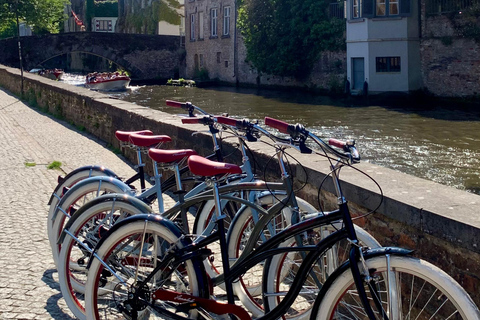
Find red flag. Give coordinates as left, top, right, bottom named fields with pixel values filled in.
left=71, top=10, right=83, bottom=26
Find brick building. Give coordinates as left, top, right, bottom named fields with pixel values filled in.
left=184, top=0, right=237, bottom=81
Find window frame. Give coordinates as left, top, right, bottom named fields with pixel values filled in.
left=375, top=56, right=401, bottom=73
left=190, top=14, right=195, bottom=41
left=211, top=8, right=218, bottom=37
left=199, top=12, right=204, bottom=39
left=223, top=6, right=230, bottom=36
left=352, top=0, right=362, bottom=18
left=375, top=0, right=399, bottom=16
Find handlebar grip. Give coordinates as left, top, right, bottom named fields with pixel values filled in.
left=166, top=100, right=185, bottom=108
left=216, top=116, right=238, bottom=127
left=328, top=138, right=346, bottom=149
left=264, top=117, right=290, bottom=134
left=181, top=118, right=200, bottom=124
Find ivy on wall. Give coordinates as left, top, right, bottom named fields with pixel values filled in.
left=238, top=0, right=345, bottom=79
left=95, top=0, right=119, bottom=17
left=124, top=0, right=181, bottom=34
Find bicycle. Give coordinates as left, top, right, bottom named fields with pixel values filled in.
left=83, top=117, right=480, bottom=320
left=48, top=100, right=231, bottom=264
left=56, top=113, right=323, bottom=319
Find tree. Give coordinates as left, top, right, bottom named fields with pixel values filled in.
left=0, top=0, right=70, bottom=39
left=238, top=0, right=345, bottom=79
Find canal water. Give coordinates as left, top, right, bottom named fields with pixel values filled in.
left=61, top=75, right=480, bottom=194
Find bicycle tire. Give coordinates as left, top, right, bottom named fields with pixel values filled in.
left=311, top=255, right=480, bottom=320
left=49, top=178, right=132, bottom=265
left=84, top=218, right=209, bottom=320
left=224, top=195, right=318, bottom=317
left=57, top=196, right=153, bottom=320
left=263, top=223, right=381, bottom=320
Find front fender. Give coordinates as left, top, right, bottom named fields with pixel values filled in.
left=52, top=176, right=132, bottom=221
left=86, top=214, right=186, bottom=269
left=48, top=165, right=118, bottom=205
left=58, top=194, right=153, bottom=244
left=315, top=247, right=413, bottom=305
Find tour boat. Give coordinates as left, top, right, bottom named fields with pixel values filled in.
left=30, top=68, right=64, bottom=80
left=85, top=72, right=131, bottom=91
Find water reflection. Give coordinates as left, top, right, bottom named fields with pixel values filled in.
left=114, top=85, right=480, bottom=194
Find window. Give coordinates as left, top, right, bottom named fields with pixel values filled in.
left=363, top=0, right=408, bottom=17
left=352, top=0, right=361, bottom=18
left=376, top=57, right=401, bottom=72
left=95, top=20, right=112, bottom=32
left=190, top=14, right=195, bottom=41
left=225, top=60, right=229, bottom=68
left=217, top=52, right=221, bottom=63
left=223, top=6, right=230, bottom=35
left=211, top=8, right=218, bottom=37
left=376, top=0, right=398, bottom=16
left=200, top=54, right=204, bottom=67
left=199, top=12, right=204, bottom=39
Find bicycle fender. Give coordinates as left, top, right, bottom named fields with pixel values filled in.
left=86, top=213, right=186, bottom=270
left=58, top=194, right=153, bottom=244
left=48, top=165, right=118, bottom=205
left=51, top=176, right=133, bottom=221
left=314, top=247, right=413, bottom=308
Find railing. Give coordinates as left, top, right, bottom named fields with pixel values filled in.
left=426, top=0, right=480, bottom=14
left=330, top=1, right=346, bottom=19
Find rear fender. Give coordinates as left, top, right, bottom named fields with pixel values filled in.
left=86, top=214, right=186, bottom=269
left=58, top=194, right=152, bottom=244
left=51, top=176, right=132, bottom=221
left=48, top=165, right=118, bottom=205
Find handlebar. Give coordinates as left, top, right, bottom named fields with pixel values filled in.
left=165, top=100, right=209, bottom=117
left=264, top=116, right=360, bottom=163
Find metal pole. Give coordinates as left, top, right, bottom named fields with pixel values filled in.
left=15, top=0, right=24, bottom=95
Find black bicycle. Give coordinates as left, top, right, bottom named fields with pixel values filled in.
left=83, top=117, right=480, bottom=320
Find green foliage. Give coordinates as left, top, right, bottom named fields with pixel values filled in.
left=125, top=0, right=181, bottom=34
left=238, top=0, right=345, bottom=79
left=47, top=160, right=62, bottom=170
left=194, top=68, right=210, bottom=81
left=447, top=5, right=480, bottom=43
left=0, top=0, right=70, bottom=38
left=95, top=0, right=118, bottom=17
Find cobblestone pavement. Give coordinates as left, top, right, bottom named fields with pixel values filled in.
left=0, top=88, right=174, bottom=319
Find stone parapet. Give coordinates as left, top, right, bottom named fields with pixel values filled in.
left=0, top=64, right=479, bottom=304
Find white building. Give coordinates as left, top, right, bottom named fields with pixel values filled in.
left=92, top=17, right=118, bottom=32
left=346, top=0, right=422, bottom=94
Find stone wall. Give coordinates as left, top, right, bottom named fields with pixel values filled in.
left=0, top=64, right=479, bottom=305
left=420, top=10, right=480, bottom=97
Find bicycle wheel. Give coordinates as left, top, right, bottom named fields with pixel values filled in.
left=225, top=195, right=318, bottom=317
left=263, top=224, right=380, bottom=320
left=312, top=255, right=480, bottom=320
left=57, top=196, right=153, bottom=319
left=47, top=168, right=116, bottom=248
left=49, top=177, right=131, bottom=265
left=84, top=218, right=209, bottom=320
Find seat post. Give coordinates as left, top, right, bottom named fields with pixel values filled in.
left=152, top=160, right=164, bottom=214
left=136, top=146, right=146, bottom=190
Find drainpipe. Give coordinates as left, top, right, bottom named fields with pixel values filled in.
left=233, top=0, right=238, bottom=86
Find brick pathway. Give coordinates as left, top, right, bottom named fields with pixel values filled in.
left=0, top=88, right=171, bottom=319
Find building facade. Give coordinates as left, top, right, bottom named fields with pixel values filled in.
left=345, top=0, right=422, bottom=94
left=184, top=0, right=237, bottom=81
